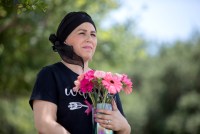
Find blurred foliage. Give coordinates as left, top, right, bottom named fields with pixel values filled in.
left=0, top=0, right=200, bottom=134
left=123, top=35, right=200, bottom=134
left=0, top=97, right=36, bottom=134
left=91, top=21, right=147, bottom=73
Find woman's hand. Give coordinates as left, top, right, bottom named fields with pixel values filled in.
left=94, top=100, right=131, bottom=134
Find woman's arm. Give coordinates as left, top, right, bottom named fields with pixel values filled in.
left=115, top=115, right=131, bottom=134
left=33, top=100, right=70, bottom=134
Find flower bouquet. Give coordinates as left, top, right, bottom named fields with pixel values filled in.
left=73, top=70, right=133, bottom=134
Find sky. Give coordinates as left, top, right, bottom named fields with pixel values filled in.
left=103, top=0, right=200, bottom=43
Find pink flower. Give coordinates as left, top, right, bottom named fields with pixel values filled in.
left=123, top=86, right=132, bottom=94
left=73, top=73, right=84, bottom=92
left=78, top=73, right=84, bottom=81
left=84, top=70, right=95, bottom=81
left=94, top=70, right=106, bottom=78
left=121, top=74, right=133, bottom=94
left=80, top=77, right=93, bottom=93
left=102, top=72, right=122, bottom=94
left=72, top=70, right=133, bottom=111
left=73, top=80, right=80, bottom=92
left=114, top=73, right=123, bottom=80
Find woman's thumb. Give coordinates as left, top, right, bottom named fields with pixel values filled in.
left=112, top=99, right=118, bottom=111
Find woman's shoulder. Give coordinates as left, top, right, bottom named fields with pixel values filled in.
left=40, top=62, right=62, bottom=71
left=37, top=62, right=62, bottom=76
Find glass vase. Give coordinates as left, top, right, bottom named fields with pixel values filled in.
left=93, top=103, right=113, bottom=134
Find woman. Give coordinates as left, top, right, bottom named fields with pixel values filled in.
left=29, top=11, right=131, bottom=134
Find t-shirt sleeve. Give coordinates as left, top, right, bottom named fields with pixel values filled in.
left=115, top=93, right=125, bottom=116
left=29, top=67, right=58, bottom=109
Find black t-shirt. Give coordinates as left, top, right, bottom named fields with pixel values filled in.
left=29, top=62, right=124, bottom=134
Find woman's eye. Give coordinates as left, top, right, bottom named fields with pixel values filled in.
left=91, top=34, right=96, bottom=37
left=79, top=32, right=85, bottom=35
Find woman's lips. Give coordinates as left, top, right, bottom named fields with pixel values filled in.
left=83, top=46, right=93, bottom=50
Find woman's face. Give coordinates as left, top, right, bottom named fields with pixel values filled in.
left=65, top=22, right=97, bottom=62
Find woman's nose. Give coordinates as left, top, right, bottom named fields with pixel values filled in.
left=86, top=34, right=92, bottom=42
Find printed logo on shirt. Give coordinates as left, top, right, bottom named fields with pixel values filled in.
left=65, top=88, right=92, bottom=115
left=65, top=88, right=88, bottom=99
left=68, top=102, right=88, bottom=110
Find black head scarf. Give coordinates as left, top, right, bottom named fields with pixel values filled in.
left=49, top=11, right=96, bottom=69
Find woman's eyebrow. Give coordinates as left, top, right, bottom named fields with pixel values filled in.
left=77, top=29, right=87, bottom=32
left=77, top=29, right=96, bottom=33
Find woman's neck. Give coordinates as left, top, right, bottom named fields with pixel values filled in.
left=61, top=60, right=90, bottom=75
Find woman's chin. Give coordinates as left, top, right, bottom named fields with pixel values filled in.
left=83, top=56, right=93, bottom=62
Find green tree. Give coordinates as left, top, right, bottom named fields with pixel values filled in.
left=129, top=34, right=200, bottom=134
